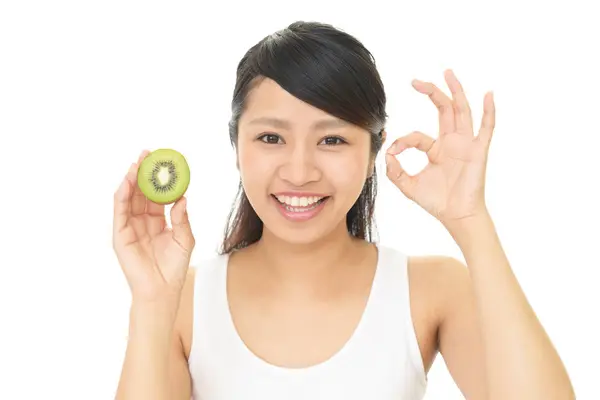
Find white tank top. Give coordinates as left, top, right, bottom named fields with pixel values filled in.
left=187, top=245, right=427, bottom=399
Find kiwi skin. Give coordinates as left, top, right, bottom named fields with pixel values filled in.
left=137, top=149, right=190, bottom=205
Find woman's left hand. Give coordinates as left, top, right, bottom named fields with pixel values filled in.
left=385, top=69, right=496, bottom=228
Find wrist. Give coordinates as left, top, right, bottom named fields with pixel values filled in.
left=129, top=296, right=181, bottom=334
left=443, top=210, right=495, bottom=246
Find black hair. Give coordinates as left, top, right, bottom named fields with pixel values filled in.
left=220, top=21, right=387, bottom=254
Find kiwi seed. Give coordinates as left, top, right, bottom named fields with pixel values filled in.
left=137, top=148, right=190, bottom=205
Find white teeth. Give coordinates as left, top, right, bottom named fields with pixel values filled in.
left=275, top=195, right=324, bottom=207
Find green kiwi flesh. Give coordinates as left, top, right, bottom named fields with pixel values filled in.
left=137, top=149, right=190, bottom=205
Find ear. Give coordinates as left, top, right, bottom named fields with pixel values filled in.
left=367, top=129, right=387, bottom=178
left=367, top=159, right=375, bottom=178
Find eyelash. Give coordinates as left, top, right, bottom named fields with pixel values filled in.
left=321, top=136, right=347, bottom=146
left=257, top=133, right=348, bottom=146
left=258, top=133, right=283, bottom=144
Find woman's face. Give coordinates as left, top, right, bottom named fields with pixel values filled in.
left=236, top=78, right=374, bottom=245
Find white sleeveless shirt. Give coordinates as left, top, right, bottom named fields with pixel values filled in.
left=187, top=245, right=427, bottom=399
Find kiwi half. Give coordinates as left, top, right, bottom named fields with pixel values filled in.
left=137, top=148, right=190, bottom=205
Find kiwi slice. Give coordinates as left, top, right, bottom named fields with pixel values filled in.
left=137, top=148, right=190, bottom=205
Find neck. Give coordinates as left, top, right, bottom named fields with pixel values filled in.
left=252, top=223, right=364, bottom=289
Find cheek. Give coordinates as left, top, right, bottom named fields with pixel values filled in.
left=237, top=145, right=274, bottom=190
left=321, top=151, right=370, bottom=191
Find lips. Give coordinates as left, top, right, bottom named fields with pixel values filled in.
left=270, top=194, right=330, bottom=222
left=273, top=194, right=328, bottom=208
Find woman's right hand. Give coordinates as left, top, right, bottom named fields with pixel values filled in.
left=112, top=150, right=196, bottom=303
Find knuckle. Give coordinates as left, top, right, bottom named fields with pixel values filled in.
left=454, top=101, right=470, bottom=113
left=437, top=102, right=452, bottom=112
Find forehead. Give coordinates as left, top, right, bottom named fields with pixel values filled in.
left=240, top=78, right=348, bottom=129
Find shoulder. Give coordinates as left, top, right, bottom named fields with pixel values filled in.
left=408, top=254, right=469, bottom=289
left=407, top=254, right=470, bottom=299
left=406, top=253, right=472, bottom=325
left=380, top=247, right=470, bottom=372
left=381, top=244, right=469, bottom=298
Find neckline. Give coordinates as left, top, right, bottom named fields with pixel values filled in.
left=219, top=243, right=384, bottom=376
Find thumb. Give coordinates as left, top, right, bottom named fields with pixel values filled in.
left=385, top=152, right=416, bottom=200
left=171, top=196, right=195, bottom=254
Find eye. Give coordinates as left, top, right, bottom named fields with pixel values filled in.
left=258, top=133, right=283, bottom=144
left=320, top=136, right=347, bottom=146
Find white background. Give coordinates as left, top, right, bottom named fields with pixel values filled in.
left=1, top=1, right=599, bottom=399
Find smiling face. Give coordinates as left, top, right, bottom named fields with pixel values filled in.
left=236, top=78, right=375, bottom=245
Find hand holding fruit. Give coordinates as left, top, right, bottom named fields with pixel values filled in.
left=112, top=149, right=194, bottom=303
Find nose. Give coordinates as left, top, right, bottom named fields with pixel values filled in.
left=278, top=145, right=321, bottom=187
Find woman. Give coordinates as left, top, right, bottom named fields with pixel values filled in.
left=113, top=21, right=575, bottom=399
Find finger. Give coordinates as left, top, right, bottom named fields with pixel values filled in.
left=125, top=161, right=150, bottom=242
left=387, top=131, right=436, bottom=158
left=131, top=150, right=151, bottom=215
left=171, top=196, right=195, bottom=254
left=385, top=152, right=417, bottom=199
left=145, top=192, right=166, bottom=236
left=384, top=131, right=434, bottom=199
left=444, top=69, right=473, bottom=135
left=412, top=79, right=455, bottom=135
left=146, top=199, right=165, bottom=217
left=113, top=174, right=133, bottom=236
left=125, top=162, right=144, bottom=216
left=477, top=91, right=496, bottom=144
left=146, top=213, right=167, bottom=238
left=138, top=149, right=166, bottom=237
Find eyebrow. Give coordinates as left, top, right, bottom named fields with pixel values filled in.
left=247, top=117, right=349, bottom=130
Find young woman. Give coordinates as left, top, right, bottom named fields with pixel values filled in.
left=113, top=21, right=575, bottom=399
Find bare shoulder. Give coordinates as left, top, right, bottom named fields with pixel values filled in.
left=408, top=254, right=469, bottom=292
left=407, top=254, right=472, bottom=322
left=405, top=254, right=471, bottom=372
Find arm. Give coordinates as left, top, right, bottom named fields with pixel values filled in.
left=112, top=150, right=196, bottom=399
left=115, top=297, right=191, bottom=400
left=386, top=69, right=575, bottom=398
left=440, top=213, right=575, bottom=399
